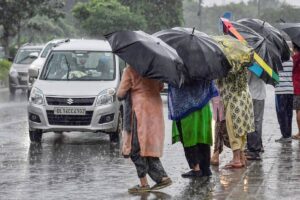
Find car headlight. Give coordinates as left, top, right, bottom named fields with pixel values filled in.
left=9, top=67, right=18, bottom=77
left=96, top=88, right=116, bottom=106
left=29, top=87, right=44, bottom=105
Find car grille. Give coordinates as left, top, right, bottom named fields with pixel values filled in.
left=18, top=72, right=28, bottom=86
left=46, top=97, right=95, bottom=106
left=47, top=111, right=93, bottom=126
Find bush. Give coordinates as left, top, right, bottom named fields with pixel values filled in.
left=0, top=59, right=12, bottom=87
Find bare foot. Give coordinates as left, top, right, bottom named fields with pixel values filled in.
left=211, top=152, right=219, bottom=165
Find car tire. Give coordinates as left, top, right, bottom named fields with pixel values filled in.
left=109, top=110, right=123, bottom=143
left=29, top=129, right=43, bottom=143
left=9, top=85, right=16, bottom=95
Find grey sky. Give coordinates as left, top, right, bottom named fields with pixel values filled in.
left=202, top=0, right=300, bottom=7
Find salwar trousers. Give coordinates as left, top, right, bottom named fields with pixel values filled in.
left=213, top=120, right=230, bottom=154
left=130, top=114, right=167, bottom=183
left=226, top=108, right=246, bottom=151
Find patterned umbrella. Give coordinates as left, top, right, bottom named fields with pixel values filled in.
left=221, top=18, right=280, bottom=86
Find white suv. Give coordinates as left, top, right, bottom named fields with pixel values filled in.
left=28, top=39, right=126, bottom=143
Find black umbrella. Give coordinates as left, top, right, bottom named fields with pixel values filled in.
left=153, top=27, right=231, bottom=80
left=238, top=18, right=290, bottom=62
left=280, top=23, right=300, bottom=48
left=104, top=30, right=185, bottom=87
left=223, top=21, right=282, bottom=86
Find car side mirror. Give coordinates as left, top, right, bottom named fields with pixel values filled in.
left=7, top=56, right=14, bottom=62
left=28, top=67, right=39, bottom=79
left=29, top=52, right=39, bottom=59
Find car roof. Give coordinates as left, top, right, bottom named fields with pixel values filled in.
left=52, top=39, right=112, bottom=52
left=20, top=43, right=44, bottom=50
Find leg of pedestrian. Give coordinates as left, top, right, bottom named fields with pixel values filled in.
left=275, top=94, right=292, bottom=143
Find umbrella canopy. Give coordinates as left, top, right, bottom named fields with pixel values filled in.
left=221, top=18, right=281, bottom=85
left=104, top=30, right=185, bottom=87
left=153, top=27, right=231, bottom=81
left=213, top=35, right=254, bottom=72
left=280, top=23, right=300, bottom=48
left=238, top=18, right=290, bottom=62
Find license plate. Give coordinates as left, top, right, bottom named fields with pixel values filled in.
left=54, top=107, right=86, bottom=115
left=21, top=76, right=28, bottom=81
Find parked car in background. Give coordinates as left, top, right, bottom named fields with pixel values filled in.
left=0, top=46, right=5, bottom=60
left=9, top=43, right=44, bottom=95
left=28, top=39, right=126, bottom=143
left=28, top=39, right=69, bottom=96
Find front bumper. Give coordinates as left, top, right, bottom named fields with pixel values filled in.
left=28, top=100, right=120, bottom=133
left=9, top=73, right=28, bottom=89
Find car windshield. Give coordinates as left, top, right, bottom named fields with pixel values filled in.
left=40, top=51, right=115, bottom=81
left=40, top=43, right=56, bottom=58
left=14, top=48, right=42, bottom=64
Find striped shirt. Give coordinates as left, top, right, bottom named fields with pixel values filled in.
left=275, top=60, right=293, bottom=94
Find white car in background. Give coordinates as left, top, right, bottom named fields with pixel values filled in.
left=28, top=39, right=126, bottom=143
left=9, top=43, right=43, bottom=95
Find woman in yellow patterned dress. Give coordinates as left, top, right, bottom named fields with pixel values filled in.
left=214, top=36, right=255, bottom=168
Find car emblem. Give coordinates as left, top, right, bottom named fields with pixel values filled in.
left=67, top=98, right=74, bottom=105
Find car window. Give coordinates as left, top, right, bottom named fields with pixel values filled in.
left=41, top=43, right=56, bottom=58
left=40, top=51, right=115, bottom=81
left=14, top=48, right=42, bottom=64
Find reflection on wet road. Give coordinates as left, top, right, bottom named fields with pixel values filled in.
left=1, top=87, right=300, bottom=199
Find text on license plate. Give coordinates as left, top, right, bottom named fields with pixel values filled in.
left=21, top=76, right=28, bottom=81
left=54, top=107, right=86, bottom=115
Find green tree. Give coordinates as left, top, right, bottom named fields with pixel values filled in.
left=183, top=0, right=300, bottom=35
left=0, top=0, right=64, bottom=57
left=121, top=0, right=184, bottom=33
left=72, top=0, right=147, bottom=37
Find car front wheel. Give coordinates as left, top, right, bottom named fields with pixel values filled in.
left=9, top=85, right=16, bottom=95
left=29, top=129, right=43, bottom=143
left=109, top=110, right=123, bottom=143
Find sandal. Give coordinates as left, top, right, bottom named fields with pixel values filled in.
left=292, top=134, right=300, bottom=140
left=128, top=184, right=151, bottom=194
left=151, top=177, right=172, bottom=190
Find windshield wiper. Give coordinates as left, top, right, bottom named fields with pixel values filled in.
left=63, top=55, right=71, bottom=80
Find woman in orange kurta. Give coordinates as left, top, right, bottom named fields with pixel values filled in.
left=117, top=66, right=171, bottom=193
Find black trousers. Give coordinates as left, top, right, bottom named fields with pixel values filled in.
left=184, top=144, right=211, bottom=175
left=176, top=121, right=211, bottom=175
left=247, top=99, right=264, bottom=153
left=275, top=94, right=293, bottom=138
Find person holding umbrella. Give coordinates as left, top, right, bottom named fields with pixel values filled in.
left=214, top=36, right=255, bottom=168
left=292, top=42, right=300, bottom=140
left=169, top=80, right=218, bottom=177
left=154, top=28, right=229, bottom=176
left=280, top=23, right=300, bottom=140
left=105, top=31, right=185, bottom=193
left=117, top=65, right=172, bottom=193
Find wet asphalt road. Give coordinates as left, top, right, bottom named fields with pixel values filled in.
left=0, top=87, right=300, bottom=200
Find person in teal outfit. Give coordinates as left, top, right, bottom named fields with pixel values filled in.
left=168, top=80, right=218, bottom=177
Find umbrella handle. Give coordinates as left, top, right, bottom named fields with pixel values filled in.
left=192, top=27, right=195, bottom=35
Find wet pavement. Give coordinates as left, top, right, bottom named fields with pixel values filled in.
left=0, top=86, right=299, bottom=200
